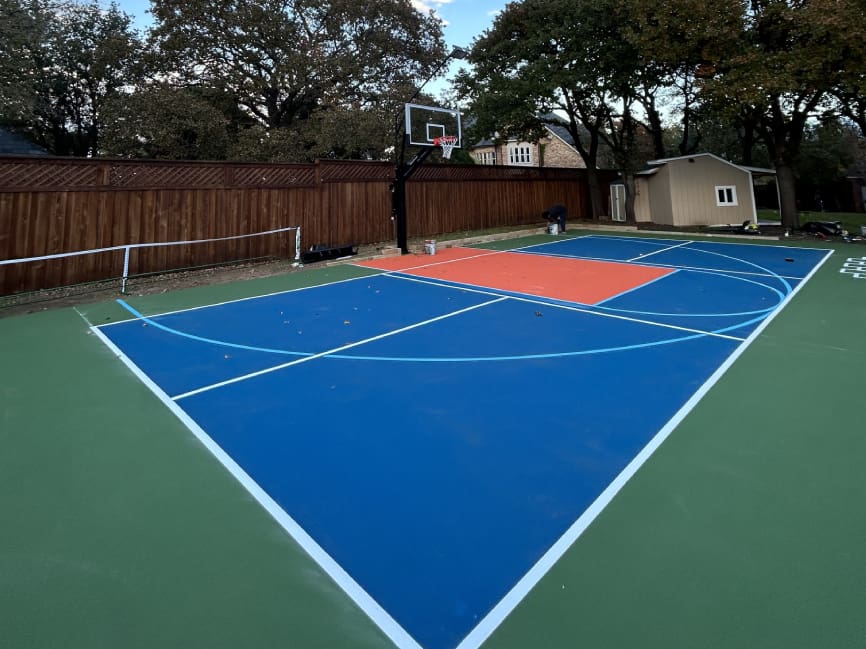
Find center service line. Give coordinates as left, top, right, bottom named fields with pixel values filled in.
left=171, top=296, right=508, bottom=401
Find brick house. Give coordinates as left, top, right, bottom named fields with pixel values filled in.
left=468, top=121, right=586, bottom=169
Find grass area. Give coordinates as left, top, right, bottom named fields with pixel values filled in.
left=758, top=208, right=866, bottom=234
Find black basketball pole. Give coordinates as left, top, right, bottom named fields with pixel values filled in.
left=393, top=145, right=434, bottom=254
left=392, top=46, right=469, bottom=254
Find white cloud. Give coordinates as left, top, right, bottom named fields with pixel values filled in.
left=411, top=0, right=454, bottom=11
left=411, top=0, right=452, bottom=27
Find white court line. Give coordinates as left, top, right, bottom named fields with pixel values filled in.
left=388, top=273, right=746, bottom=342
left=455, top=247, right=835, bottom=649
left=513, top=246, right=808, bottom=281
left=97, top=271, right=383, bottom=325
left=512, top=234, right=595, bottom=251
left=515, top=295, right=746, bottom=342
left=594, top=269, right=680, bottom=307
left=171, top=296, right=509, bottom=400
left=358, top=248, right=504, bottom=275
left=582, top=233, right=691, bottom=245
left=522, top=250, right=809, bottom=281
left=87, top=325, right=425, bottom=649
left=86, top=245, right=834, bottom=649
left=587, top=232, right=831, bottom=252
left=628, top=240, right=693, bottom=262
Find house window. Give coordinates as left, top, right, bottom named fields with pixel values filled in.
left=475, top=151, right=496, bottom=165
left=508, top=145, right=533, bottom=165
left=716, top=185, right=738, bottom=206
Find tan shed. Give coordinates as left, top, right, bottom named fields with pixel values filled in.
left=631, top=153, right=775, bottom=227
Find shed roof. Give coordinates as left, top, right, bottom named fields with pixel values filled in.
left=647, top=152, right=774, bottom=175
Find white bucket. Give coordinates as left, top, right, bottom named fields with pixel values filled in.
left=424, top=239, right=437, bottom=255
left=548, top=222, right=559, bottom=235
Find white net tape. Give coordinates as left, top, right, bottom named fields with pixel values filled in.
left=0, top=225, right=302, bottom=295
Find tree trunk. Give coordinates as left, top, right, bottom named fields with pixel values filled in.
left=624, top=172, right=637, bottom=223
left=643, top=97, right=665, bottom=159
left=563, top=110, right=604, bottom=219
left=775, top=162, right=799, bottom=230
left=585, top=165, right=605, bottom=219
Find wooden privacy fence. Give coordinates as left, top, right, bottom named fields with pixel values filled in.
left=0, top=156, right=612, bottom=295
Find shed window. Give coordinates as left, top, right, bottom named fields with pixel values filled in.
left=716, top=185, right=738, bottom=206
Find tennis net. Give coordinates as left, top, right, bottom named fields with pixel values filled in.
left=0, top=226, right=302, bottom=300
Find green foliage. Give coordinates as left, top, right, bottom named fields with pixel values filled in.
left=100, top=85, right=236, bottom=159
left=620, top=0, right=744, bottom=157
left=827, top=0, right=866, bottom=137
left=447, top=148, right=476, bottom=165
left=798, top=120, right=863, bottom=186
left=2, top=0, right=864, bottom=188
left=224, top=106, right=395, bottom=162
left=1, top=0, right=447, bottom=162
left=696, top=0, right=866, bottom=226
left=459, top=0, right=652, bottom=217
left=462, top=0, right=636, bottom=144
left=463, top=0, right=866, bottom=226
left=145, top=0, right=446, bottom=161
left=0, top=0, right=143, bottom=155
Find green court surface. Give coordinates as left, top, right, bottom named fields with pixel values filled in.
left=2, top=231, right=865, bottom=649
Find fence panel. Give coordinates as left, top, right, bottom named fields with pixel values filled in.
left=0, top=156, right=611, bottom=295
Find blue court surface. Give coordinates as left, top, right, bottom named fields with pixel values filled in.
left=94, top=235, right=830, bottom=649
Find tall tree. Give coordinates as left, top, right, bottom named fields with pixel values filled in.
left=627, top=0, right=866, bottom=228
left=828, top=0, right=866, bottom=138
left=100, top=84, right=238, bottom=159
left=621, top=0, right=744, bottom=159
left=796, top=118, right=864, bottom=209
left=459, top=0, right=662, bottom=220
left=146, top=0, right=446, bottom=161
left=0, top=0, right=49, bottom=136
left=709, top=0, right=842, bottom=227
left=0, top=0, right=143, bottom=155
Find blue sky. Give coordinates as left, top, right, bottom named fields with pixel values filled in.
left=116, top=0, right=506, bottom=99
left=421, top=0, right=507, bottom=97
left=117, top=0, right=505, bottom=50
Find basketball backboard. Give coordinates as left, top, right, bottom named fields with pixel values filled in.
left=405, top=103, right=462, bottom=149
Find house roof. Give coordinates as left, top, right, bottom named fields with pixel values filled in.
left=542, top=118, right=577, bottom=148
left=0, top=128, right=48, bottom=156
left=468, top=114, right=581, bottom=151
left=648, top=152, right=774, bottom=175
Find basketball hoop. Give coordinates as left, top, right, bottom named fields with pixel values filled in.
left=433, top=135, right=459, bottom=159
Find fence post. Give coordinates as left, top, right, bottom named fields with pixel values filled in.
left=121, top=246, right=131, bottom=294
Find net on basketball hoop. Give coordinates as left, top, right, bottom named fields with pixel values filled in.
left=433, top=135, right=459, bottom=159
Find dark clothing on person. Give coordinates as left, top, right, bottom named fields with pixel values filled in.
left=543, top=204, right=567, bottom=232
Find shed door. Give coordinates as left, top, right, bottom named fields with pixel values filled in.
left=610, top=184, right=626, bottom=222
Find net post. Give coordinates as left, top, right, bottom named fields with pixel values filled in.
left=294, top=227, right=302, bottom=265
left=121, top=245, right=131, bottom=294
